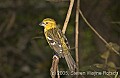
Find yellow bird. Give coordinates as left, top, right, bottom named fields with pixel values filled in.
left=39, top=18, right=76, bottom=71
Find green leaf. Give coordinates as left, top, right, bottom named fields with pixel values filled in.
left=107, top=61, right=116, bottom=71
left=106, top=42, right=120, bottom=52
left=94, top=64, right=105, bottom=69
left=101, top=51, right=110, bottom=60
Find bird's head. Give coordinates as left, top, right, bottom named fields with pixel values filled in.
left=39, top=18, right=56, bottom=31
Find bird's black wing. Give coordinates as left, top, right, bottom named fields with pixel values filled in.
left=45, top=28, right=64, bottom=58
left=57, top=28, right=70, bottom=49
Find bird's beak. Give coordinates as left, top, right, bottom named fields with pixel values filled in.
left=39, top=22, right=45, bottom=27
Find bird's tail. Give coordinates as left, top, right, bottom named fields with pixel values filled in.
left=64, top=52, right=77, bottom=72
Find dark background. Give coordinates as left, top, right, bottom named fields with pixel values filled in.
left=0, top=0, right=120, bottom=78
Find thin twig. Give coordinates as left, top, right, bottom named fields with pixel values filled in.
left=111, top=22, right=120, bottom=24
left=5, top=11, right=16, bottom=31
left=62, top=0, right=74, bottom=34
left=114, top=72, right=118, bottom=78
left=78, top=9, right=120, bottom=56
left=32, top=36, right=43, bottom=40
left=75, top=0, right=80, bottom=78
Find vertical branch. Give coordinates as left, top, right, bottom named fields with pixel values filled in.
left=75, top=0, right=80, bottom=78
left=50, top=55, right=60, bottom=78
left=57, top=66, right=60, bottom=78
left=62, top=0, right=74, bottom=34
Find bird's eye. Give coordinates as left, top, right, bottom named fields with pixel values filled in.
left=46, top=22, right=48, bottom=24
